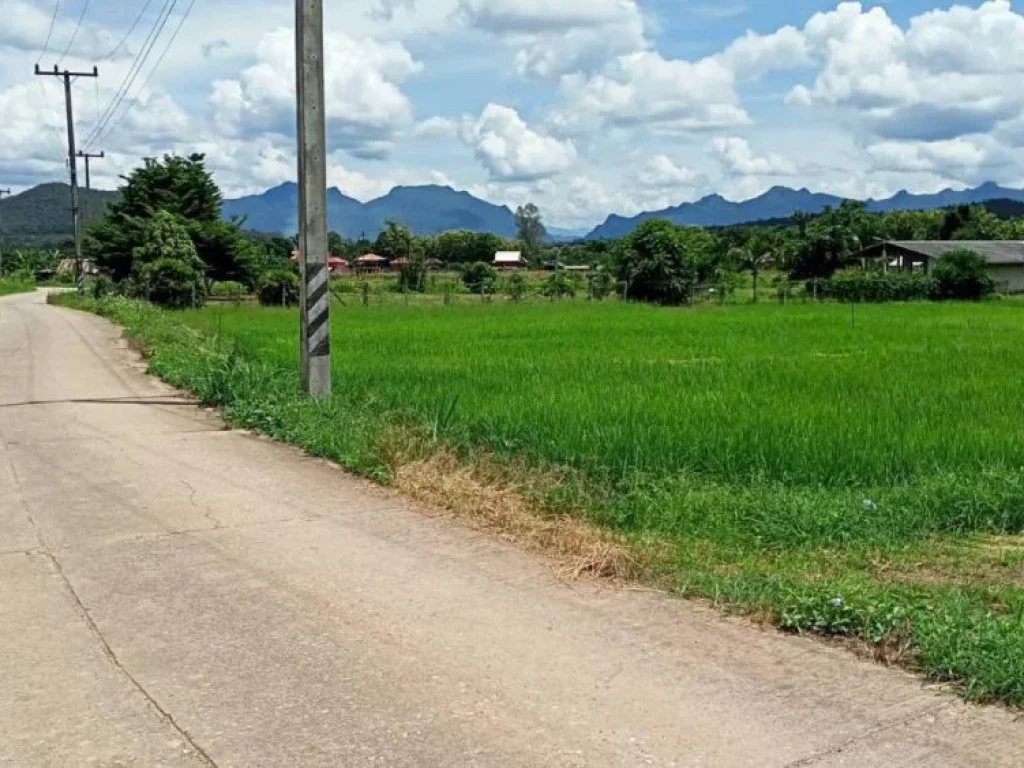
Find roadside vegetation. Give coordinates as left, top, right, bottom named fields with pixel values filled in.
left=59, top=292, right=1024, bottom=706
left=0, top=278, right=37, bottom=297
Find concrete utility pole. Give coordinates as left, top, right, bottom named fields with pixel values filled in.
left=0, top=188, right=10, bottom=278
left=76, top=150, right=104, bottom=224
left=35, top=64, right=99, bottom=283
left=295, top=0, right=331, bottom=396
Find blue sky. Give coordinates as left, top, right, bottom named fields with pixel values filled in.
left=3, top=0, right=1024, bottom=228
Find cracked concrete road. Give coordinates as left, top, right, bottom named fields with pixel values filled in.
left=2, top=289, right=1024, bottom=767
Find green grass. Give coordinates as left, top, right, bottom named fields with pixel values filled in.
left=0, top=279, right=36, bottom=297
left=63, top=294, right=1024, bottom=705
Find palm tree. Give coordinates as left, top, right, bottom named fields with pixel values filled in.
left=729, top=231, right=776, bottom=304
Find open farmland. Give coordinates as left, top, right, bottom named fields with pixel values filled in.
left=75, top=295, right=1024, bottom=704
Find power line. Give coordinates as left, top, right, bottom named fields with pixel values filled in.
left=58, top=0, right=92, bottom=63
left=101, top=0, right=156, bottom=60
left=36, top=0, right=61, bottom=65
left=81, top=0, right=177, bottom=149
left=90, top=0, right=198, bottom=149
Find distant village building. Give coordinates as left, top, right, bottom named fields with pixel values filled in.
left=854, top=240, right=1024, bottom=293
left=327, top=256, right=350, bottom=274
left=354, top=254, right=388, bottom=274
left=494, top=251, right=525, bottom=270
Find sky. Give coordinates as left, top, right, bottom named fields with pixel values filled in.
left=3, top=0, right=1024, bottom=229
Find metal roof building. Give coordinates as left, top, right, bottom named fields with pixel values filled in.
left=855, top=240, right=1024, bottom=293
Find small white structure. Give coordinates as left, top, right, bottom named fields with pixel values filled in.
left=494, top=251, right=525, bottom=270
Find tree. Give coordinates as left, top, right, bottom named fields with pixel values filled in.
left=932, top=250, right=996, bottom=300
left=617, top=219, right=717, bottom=305
left=131, top=211, right=206, bottom=308
left=374, top=219, right=413, bottom=261
left=515, top=203, right=546, bottom=263
left=86, top=153, right=254, bottom=284
left=728, top=230, right=776, bottom=304
left=462, top=262, right=498, bottom=295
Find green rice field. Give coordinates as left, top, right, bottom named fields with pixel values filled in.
left=69, top=295, right=1024, bottom=705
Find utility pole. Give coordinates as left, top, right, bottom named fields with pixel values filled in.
left=0, top=188, right=10, bottom=278
left=295, top=0, right=331, bottom=396
left=76, top=150, right=104, bottom=224
left=35, top=64, right=99, bottom=283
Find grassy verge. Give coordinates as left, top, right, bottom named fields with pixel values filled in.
left=0, top=279, right=36, bottom=297
left=57, top=294, right=1024, bottom=706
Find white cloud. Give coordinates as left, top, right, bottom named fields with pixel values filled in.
left=459, top=103, right=577, bottom=181
left=716, top=26, right=810, bottom=80
left=865, top=137, right=997, bottom=175
left=639, top=155, right=700, bottom=187
left=0, top=0, right=119, bottom=59
left=210, top=28, right=422, bottom=158
left=788, top=1, right=1024, bottom=142
left=551, top=52, right=750, bottom=134
left=712, top=137, right=799, bottom=176
left=457, top=0, right=647, bottom=80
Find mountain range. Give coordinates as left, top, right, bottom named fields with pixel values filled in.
left=587, top=182, right=1024, bottom=239
left=7, top=180, right=1024, bottom=243
left=221, top=182, right=519, bottom=239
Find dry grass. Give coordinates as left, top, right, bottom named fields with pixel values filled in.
left=395, top=451, right=645, bottom=581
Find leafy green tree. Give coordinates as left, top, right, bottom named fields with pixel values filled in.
left=727, top=230, right=776, bottom=304
left=131, top=211, right=206, bottom=308
left=515, top=203, right=546, bottom=264
left=462, top=262, right=498, bottom=294
left=258, top=269, right=300, bottom=307
left=932, top=250, right=996, bottom=300
left=374, top=219, right=413, bottom=261
left=86, top=153, right=253, bottom=284
left=399, top=253, right=427, bottom=293
left=617, top=219, right=717, bottom=305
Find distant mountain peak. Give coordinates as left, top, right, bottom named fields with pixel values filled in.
left=585, top=181, right=1024, bottom=239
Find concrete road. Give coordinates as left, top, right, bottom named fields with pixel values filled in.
left=1, top=289, right=1023, bottom=767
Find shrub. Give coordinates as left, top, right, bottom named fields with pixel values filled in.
left=932, top=250, right=996, bottom=301
left=138, top=258, right=206, bottom=309
left=210, top=280, right=246, bottom=299
left=398, top=257, right=427, bottom=293
left=588, top=270, right=614, bottom=300
left=462, top=262, right=498, bottom=295
left=505, top=271, right=529, bottom=302
left=85, top=274, right=116, bottom=300
left=257, top=269, right=299, bottom=307
left=826, top=270, right=937, bottom=303
left=542, top=270, right=577, bottom=299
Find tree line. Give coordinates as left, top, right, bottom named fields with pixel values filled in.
left=67, top=153, right=1019, bottom=308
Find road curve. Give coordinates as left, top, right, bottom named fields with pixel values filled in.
left=1, top=289, right=1022, bottom=767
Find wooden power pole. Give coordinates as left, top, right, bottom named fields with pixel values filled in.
left=0, top=188, right=10, bottom=277
left=295, top=0, right=331, bottom=396
left=35, top=64, right=99, bottom=283
left=76, top=150, right=105, bottom=224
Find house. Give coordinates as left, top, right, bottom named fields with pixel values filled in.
left=291, top=252, right=350, bottom=274
left=354, top=254, right=388, bottom=273
left=494, top=251, right=525, bottom=270
left=327, top=256, right=350, bottom=274
left=425, top=258, right=445, bottom=271
left=389, top=257, right=409, bottom=272
left=854, top=240, right=1024, bottom=293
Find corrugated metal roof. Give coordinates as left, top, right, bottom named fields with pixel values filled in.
left=881, top=241, right=1024, bottom=265
left=494, top=251, right=523, bottom=263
